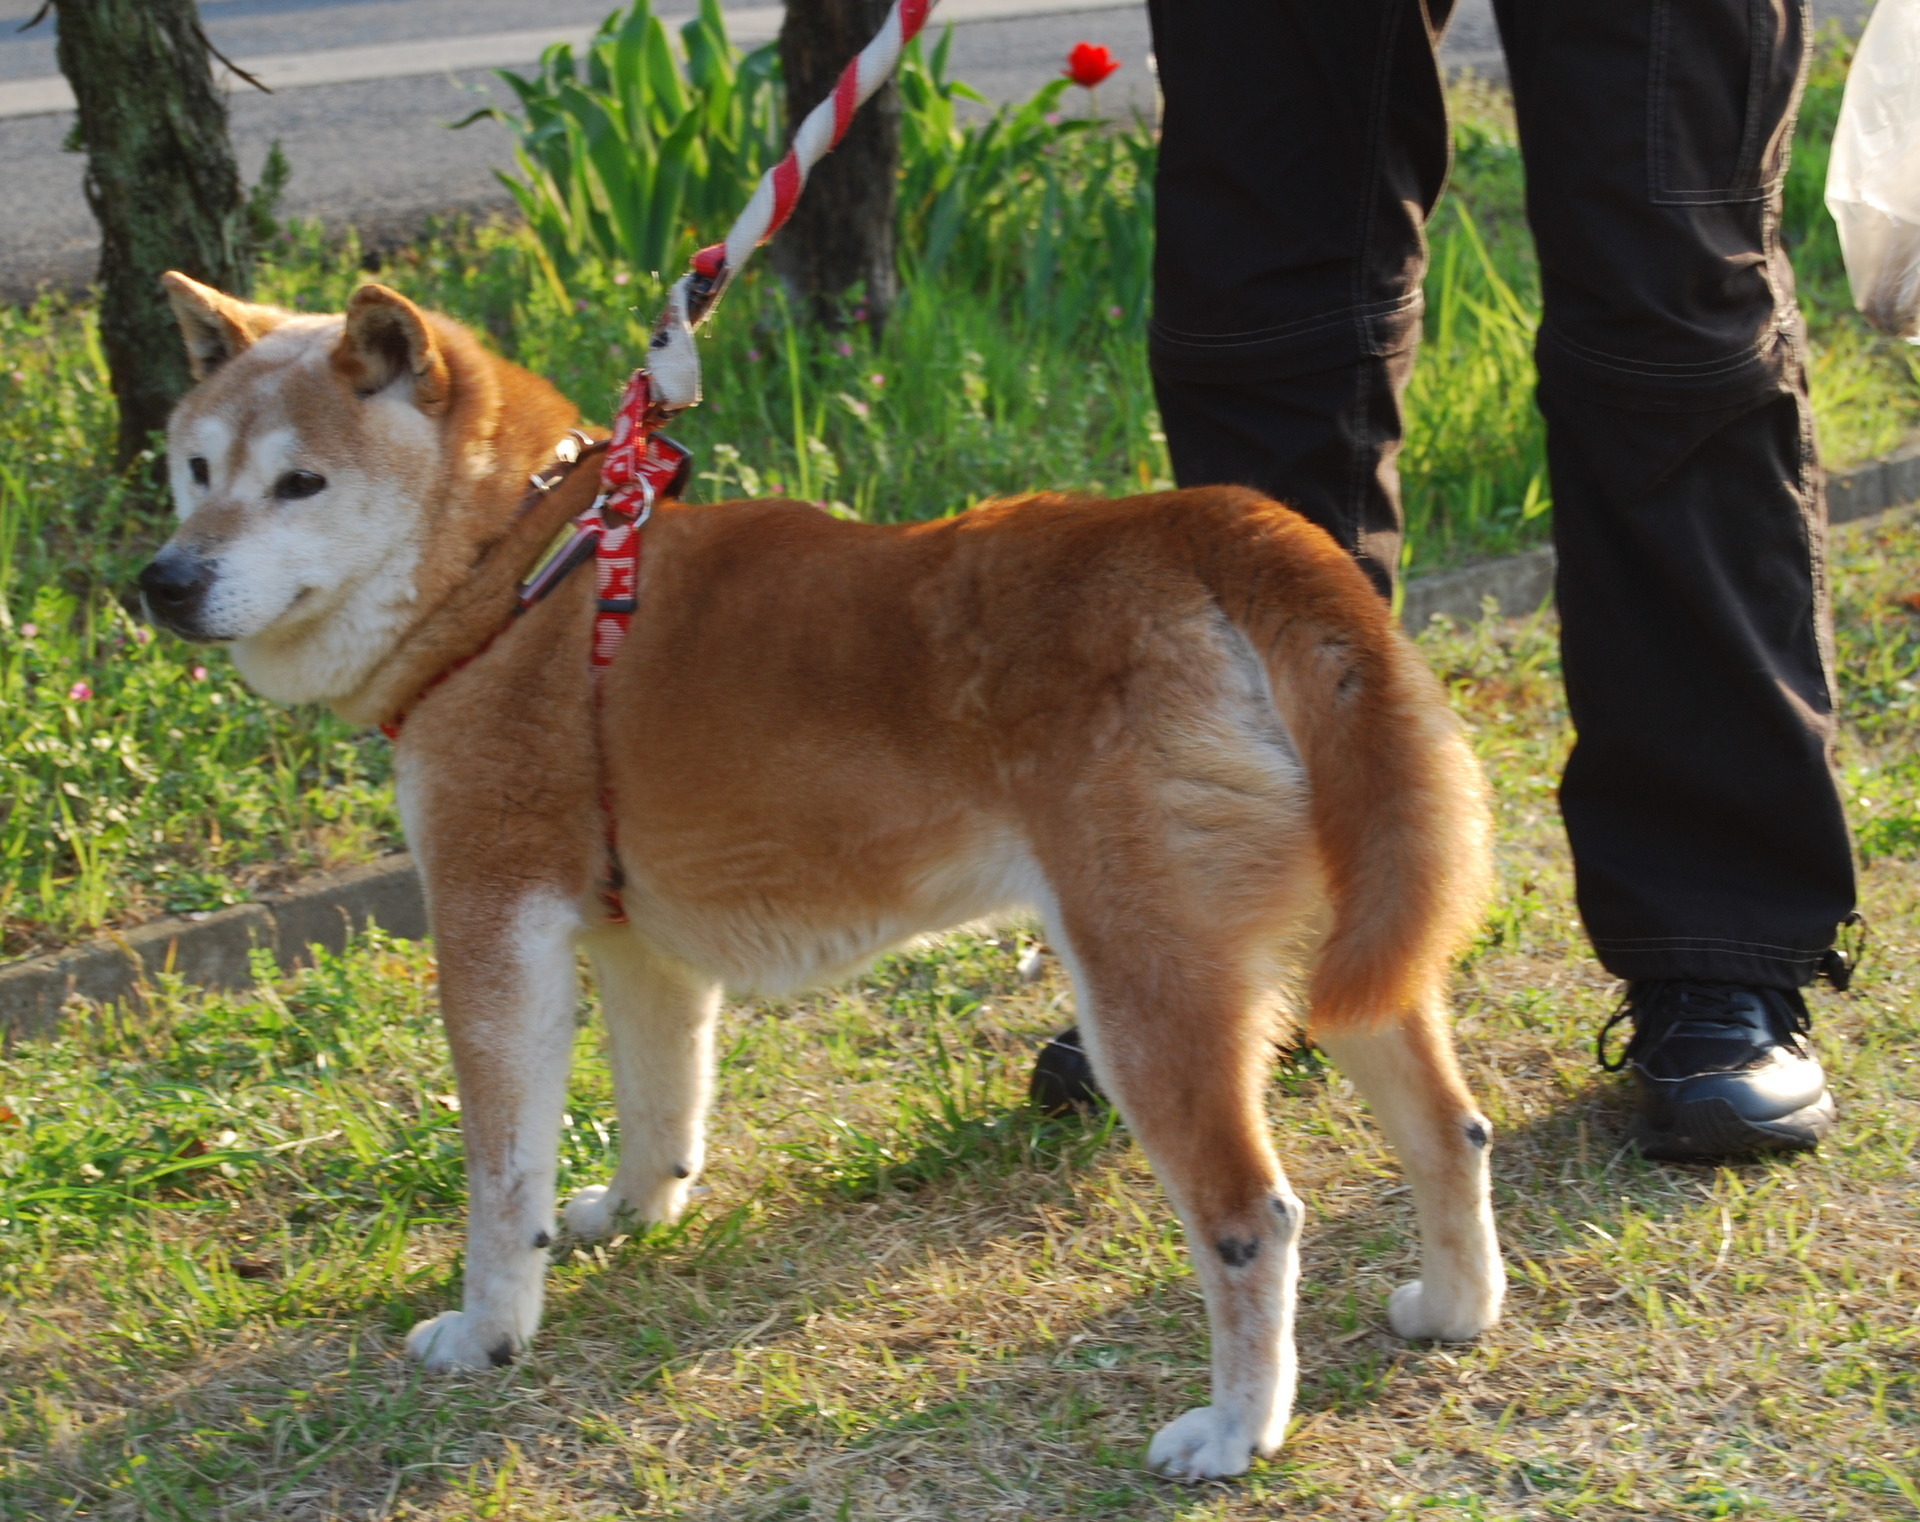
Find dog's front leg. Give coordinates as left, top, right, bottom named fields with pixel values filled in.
left=407, top=890, right=582, bottom=1371
left=565, top=927, right=722, bottom=1237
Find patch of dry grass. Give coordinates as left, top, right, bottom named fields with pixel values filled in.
left=5, top=516, right=1920, bottom=1520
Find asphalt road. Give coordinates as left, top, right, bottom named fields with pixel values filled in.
left=0, top=0, right=1874, bottom=299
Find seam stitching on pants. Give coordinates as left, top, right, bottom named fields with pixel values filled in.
left=1149, top=292, right=1421, bottom=350
left=1592, top=935, right=1827, bottom=958
left=1541, top=324, right=1786, bottom=380
left=1736, top=0, right=1770, bottom=184
left=1646, top=0, right=1671, bottom=204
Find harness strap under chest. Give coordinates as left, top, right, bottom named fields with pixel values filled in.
left=571, top=373, right=691, bottom=924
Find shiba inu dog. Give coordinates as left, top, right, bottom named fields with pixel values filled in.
left=141, top=272, right=1502, bottom=1482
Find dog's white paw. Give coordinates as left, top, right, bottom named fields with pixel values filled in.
left=405, top=1310, right=520, bottom=1372
left=1387, top=1279, right=1499, bottom=1342
left=1147, top=1406, right=1256, bottom=1481
left=563, top=1184, right=625, bottom=1239
left=565, top=1175, right=690, bottom=1238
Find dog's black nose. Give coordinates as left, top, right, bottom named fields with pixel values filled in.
left=138, top=550, right=214, bottom=635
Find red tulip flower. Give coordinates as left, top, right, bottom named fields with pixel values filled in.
left=1063, top=42, right=1121, bottom=90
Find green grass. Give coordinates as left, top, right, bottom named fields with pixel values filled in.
left=2, top=45, right=1916, bottom=959
left=4, top=507, right=1920, bottom=1520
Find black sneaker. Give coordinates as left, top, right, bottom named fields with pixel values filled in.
left=1598, top=981, right=1836, bottom=1162
left=1029, top=1026, right=1106, bottom=1115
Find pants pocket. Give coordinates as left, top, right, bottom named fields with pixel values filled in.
left=1648, top=0, right=1807, bottom=205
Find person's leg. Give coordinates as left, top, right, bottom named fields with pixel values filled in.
left=1145, top=0, right=1454, bottom=597
left=1497, top=0, right=1853, bottom=1155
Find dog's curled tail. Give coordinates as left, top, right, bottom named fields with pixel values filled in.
left=1195, top=491, right=1495, bottom=1029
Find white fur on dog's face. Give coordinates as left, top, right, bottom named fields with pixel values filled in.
left=160, top=315, right=441, bottom=705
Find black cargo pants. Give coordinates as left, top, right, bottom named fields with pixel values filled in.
left=1145, top=0, right=1855, bottom=988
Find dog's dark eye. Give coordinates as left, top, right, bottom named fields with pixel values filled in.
left=273, top=470, right=327, bottom=501
left=188, top=457, right=209, bottom=487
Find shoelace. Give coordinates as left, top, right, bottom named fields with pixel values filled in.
left=1595, top=980, right=1813, bottom=1073
left=1817, top=910, right=1870, bottom=992
left=1595, top=994, right=1636, bottom=1072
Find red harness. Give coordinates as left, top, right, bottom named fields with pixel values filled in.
left=383, top=370, right=690, bottom=924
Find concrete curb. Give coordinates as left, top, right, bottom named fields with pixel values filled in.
left=1401, top=545, right=1556, bottom=630
left=0, top=855, right=427, bottom=1043
left=1826, top=438, right=1920, bottom=528
left=4, top=444, right=1916, bottom=1040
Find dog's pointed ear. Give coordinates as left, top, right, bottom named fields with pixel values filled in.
left=161, top=271, right=287, bottom=381
left=332, top=283, right=452, bottom=412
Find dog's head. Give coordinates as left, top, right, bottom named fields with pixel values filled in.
left=140, top=273, right=533, bottom=706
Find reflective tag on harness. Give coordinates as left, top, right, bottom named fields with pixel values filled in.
left=519, top=523, right=601, bottom=611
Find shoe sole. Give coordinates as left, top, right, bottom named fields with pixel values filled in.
left=1632, top=1090, right=1837, bottom=1163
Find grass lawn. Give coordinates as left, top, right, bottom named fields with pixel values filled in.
left=4, top=505, right=1918, bottom=1520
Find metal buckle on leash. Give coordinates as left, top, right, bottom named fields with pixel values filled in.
left=604, top=483, right=654, bottom=529
left=604, top=431, right=690, bottom=527
left=528, top=429, right=596, bottom=493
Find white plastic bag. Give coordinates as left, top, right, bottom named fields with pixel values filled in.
left=1826, top=0, right=1920, bottom=340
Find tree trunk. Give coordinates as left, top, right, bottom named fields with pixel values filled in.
left=52, top=0, right=256, bottom=470
left=772, top=0, right=900, bottom=332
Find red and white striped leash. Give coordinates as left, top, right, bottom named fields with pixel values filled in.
left=522, top=0, right=943, bottom=654
left=589, top=0, right=941, bottom=626
left=641, top=0, right=936, bottom=419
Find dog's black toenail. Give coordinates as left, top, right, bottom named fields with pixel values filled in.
left=488, top=1338, right=515, bottom=1368
left=1464, top=1120, right=1488, bottom=1149
left=1216, top=1235, right=1261, bottom=1268
left=673, top=1164, right=689, bottom=1179
left=532, top=1230, right=551, bottom=1249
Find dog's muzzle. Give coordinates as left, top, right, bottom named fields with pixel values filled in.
left=138, top=548, right=219, bottom=639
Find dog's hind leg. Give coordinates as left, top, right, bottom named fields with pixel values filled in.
left=1044, top=908, right=1302, bottom=1483
left=408, top=890, right=583, bottom=1372
left=1313, top=1010, right=1502, bottom=1342
left=565, top=930, right=722, bottom=1238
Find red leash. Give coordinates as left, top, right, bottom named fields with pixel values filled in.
left=575, top=372, right=691, bottom=923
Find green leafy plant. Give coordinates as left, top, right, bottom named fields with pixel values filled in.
left=1402, top=200, right=1550, bottom=570
left=480, top=5, right=1155, bottom=346
left=893, top=32, right=1153, bottom=335
left=462, top=0, right=785, bottom=286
